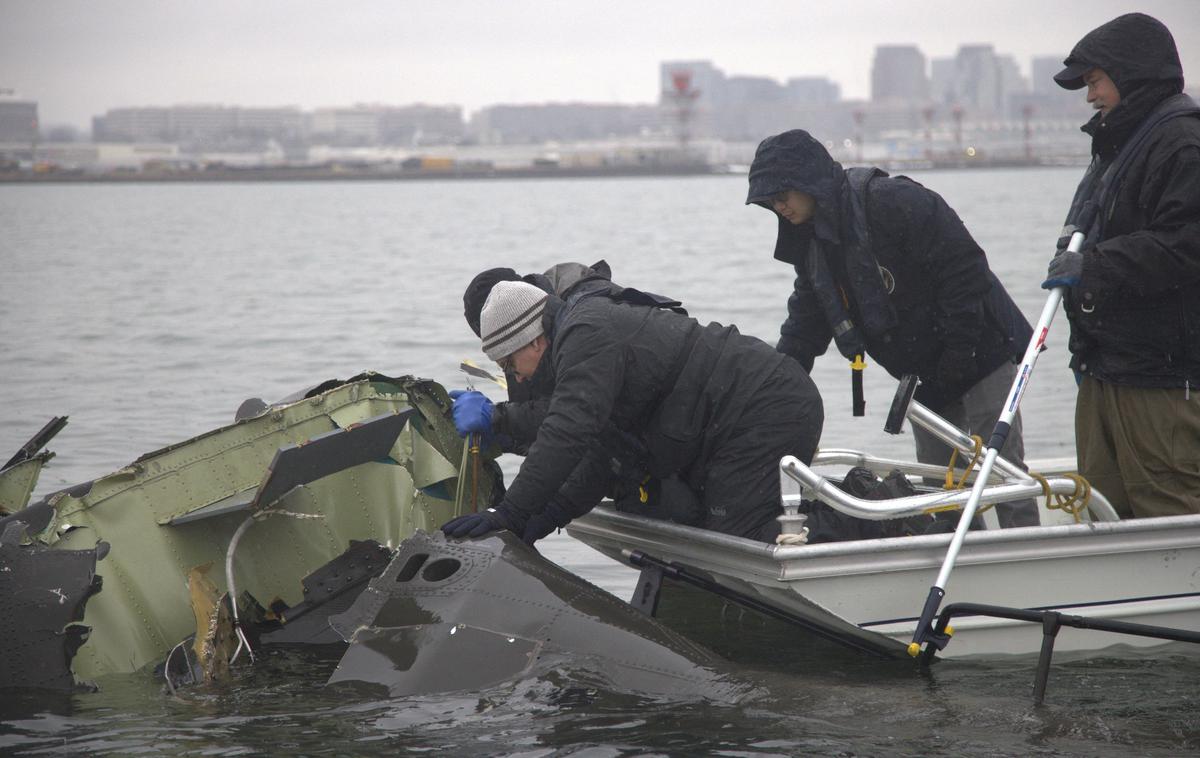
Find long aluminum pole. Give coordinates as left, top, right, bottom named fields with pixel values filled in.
left=908, top=223, right=1091, bottom=657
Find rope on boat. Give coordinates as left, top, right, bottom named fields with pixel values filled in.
left=925, top=434, right=996, bottom=516
left=1031, top=471, right=1091, bottom=523
left=775, top=527, right=810, bottom=545
left=944, top=434, right=985, bottom=490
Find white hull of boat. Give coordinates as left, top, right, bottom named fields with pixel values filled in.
left=566, top=507, right=1200, bottom=659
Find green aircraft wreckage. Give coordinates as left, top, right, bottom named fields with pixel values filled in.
left=0, top=372, right=753, bottom=702
left=0, top=374, right=497, bottom=687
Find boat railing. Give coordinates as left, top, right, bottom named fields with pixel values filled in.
left=779, top=398, right=1119, bottom=527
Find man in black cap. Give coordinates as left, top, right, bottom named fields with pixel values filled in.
left=1041, top=12, right=1200, bottom=518
left=746, top=129, right=1038, bottom=528
left=452, top=261, right=709, bottom=545
left=455, top=261, right=622, bottom=455
left=441, top=278, right=824, bottom=544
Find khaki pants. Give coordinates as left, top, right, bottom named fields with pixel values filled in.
left=1076, top=376, right=1200, bottom=519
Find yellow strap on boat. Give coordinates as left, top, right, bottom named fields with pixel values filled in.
left=1032, top=471, right=1091, bottom=523
left=925, top=435, right=994, bottom=516
left=943, top=434, right=985, bottom=490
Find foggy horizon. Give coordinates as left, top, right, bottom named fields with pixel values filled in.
left=3, top=0, right=1198, bottom=130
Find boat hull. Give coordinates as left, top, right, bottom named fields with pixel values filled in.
left=567, top=507, right=1200, bottom=658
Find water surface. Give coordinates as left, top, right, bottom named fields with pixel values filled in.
left=2, top=172, right=1197, bottom=756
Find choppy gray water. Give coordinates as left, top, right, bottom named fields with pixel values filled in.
left=2, top=172, right=1198, bottom=756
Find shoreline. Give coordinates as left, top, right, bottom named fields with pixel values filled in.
left=0, top=156, right=1088, bottom=184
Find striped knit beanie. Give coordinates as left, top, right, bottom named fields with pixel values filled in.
left=480, top=281, right=548, bottom=361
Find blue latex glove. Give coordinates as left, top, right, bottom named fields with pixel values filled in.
left=441, top=503, right=526, bottom=539
left=1042, top=249, right=1083, bottom=289
left=448, top=389, right=493, bottom=438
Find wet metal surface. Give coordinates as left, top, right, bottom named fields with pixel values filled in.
left=328, top=530, right=748, bottom=700
left=0, top=523, right=106, bottom=691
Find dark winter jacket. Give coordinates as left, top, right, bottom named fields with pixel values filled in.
left=746, top=129, right=1032, bottom=411
left=489, top=261, right=686, bottom=452
left=498, top=295, right=806, bottom=528
left=1055, top=13, right=1200, bottom=388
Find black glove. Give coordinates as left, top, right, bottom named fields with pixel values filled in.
left=776, top=334, right=815, bottom=373
left=441, top=503, right=526, bottom=540
left=1041, top=249, right=1083, bottom=290
left=520, top=500, right=575, bottom=547
left=935, top=348, right=976, bottom=390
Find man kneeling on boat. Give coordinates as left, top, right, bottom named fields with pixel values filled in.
left=453, top=261, right=709, bottom=542
left=440, top=279, right=824, bottom=544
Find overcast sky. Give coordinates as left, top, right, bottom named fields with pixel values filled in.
left=3, top=0, right=1198, bottom=129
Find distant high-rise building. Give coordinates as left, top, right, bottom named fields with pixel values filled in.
left=0, top=90, right=40, bottom=143
left=871, top=45, right=929, bottom=103
left=786, top=77, right=841, bottom=105
left=930, top=57, right=957, bottom=105
left=1018, top=55, right=1092, bottom=120
left=953, top=45, right=1005, bottom=115
left=725, top=76, right=786, bottom=105
left=997, top=54, right=1028, bottom=105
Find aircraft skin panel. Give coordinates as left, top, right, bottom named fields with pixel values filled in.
left=0, top=455, right=49, bottom=514
left=328, top=531, right=751, bottom=701
left=8, top=376, right=481, bottom=681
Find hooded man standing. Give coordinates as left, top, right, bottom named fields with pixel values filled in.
left=1041, top=13, right=1200, bottom=519
left=440, top=279, right=824, bottom=544
left=747, top=129, right=1038, bottom=528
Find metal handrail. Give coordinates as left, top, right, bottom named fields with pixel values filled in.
left=782, top=397, right=1119, bottom=523
left=781, top=456, right=1117, bottom=521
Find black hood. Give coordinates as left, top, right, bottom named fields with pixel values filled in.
left=746, top=130, right=845, bottom=258
left=746, top=129, right=844, bottom=209
left=1054, top=13, right=1183, bottom=94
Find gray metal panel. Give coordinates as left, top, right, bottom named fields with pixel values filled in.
left=167, top=488, right=256, bottom=525
left=167, top=408, right=416, bottom=526
left=252, top=409, right=415, bottom=511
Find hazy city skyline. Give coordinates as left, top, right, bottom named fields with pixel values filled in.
left=3, top=0, right=1198, bottom=130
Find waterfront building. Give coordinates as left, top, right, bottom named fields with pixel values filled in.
left=378, top=105, right=464, bottom=146
left=469, top=103, right=658, bottom=144
left=235, top=107, right=306, bottom=141
left=786, top=77, right=841, bottom=105
left=93, top=105, right=305, bottom=146
left=1031, top=56, right=1065, bottom=94
left=871, top=45, right=929, bottom=103
left=92, top=107, right=171, bottom=142
left=0, top=90, right=39, bottom=144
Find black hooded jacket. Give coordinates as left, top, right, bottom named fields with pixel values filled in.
left=497, top=294, right=817, bottom=535
left=467, top=261, right=686, bottom=452
left=746, top=130, right=1032, bottom=410
left=1055, top=13, right=1200, bottom=388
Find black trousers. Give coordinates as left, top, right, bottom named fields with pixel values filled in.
left=700, top=359, right=824, bottom=542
